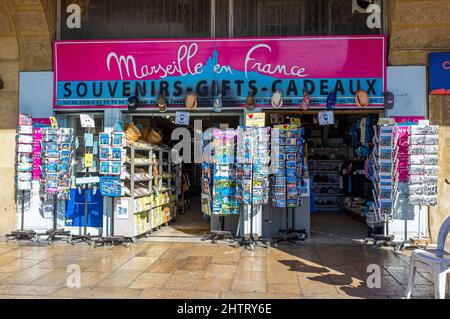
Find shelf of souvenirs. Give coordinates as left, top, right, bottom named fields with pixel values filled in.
left=122, top=186, right=174, bottom=198
left=125, top=140, right=170, bottom=151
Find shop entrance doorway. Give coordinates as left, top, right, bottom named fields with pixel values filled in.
left=130, top=112, right=242, bottom=241
left=266, top=110, right=383, bottom=244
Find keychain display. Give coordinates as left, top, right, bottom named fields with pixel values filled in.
left=408, top=121, right=439, bottom=206
left=236, top=127, right=271, bottom=205
left=270, top=124, right=306, bottom=208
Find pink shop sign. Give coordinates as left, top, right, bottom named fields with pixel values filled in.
left=54, top=35, right=387, bottom=109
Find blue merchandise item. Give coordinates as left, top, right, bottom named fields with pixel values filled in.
left=326, top=93, right=337, bottom=110
left=65, top=188, right=103, bottom=227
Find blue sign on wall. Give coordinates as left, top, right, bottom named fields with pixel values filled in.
left=430, top=52, right=450, bottom=95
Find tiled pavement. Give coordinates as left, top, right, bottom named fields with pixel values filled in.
left=0, top=241, right=439, bottom=299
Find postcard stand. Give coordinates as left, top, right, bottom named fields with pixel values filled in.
left=94, top=197, right=131, bottom=249
left=271, top=124, right=307, bottom=245
left=43, top=196, right=72, bottom=245
left=71, top=127, right=100, bottom=245
left=238, top=162, right=272, bottom=251
left=201, top=130, right=237, bottom=245
left=7, top=118, right=38, bottom=242
left=6, top=190, right=38, bottom=242
left=273, top=155, right=306, bottom=245
left=364, top=120, right=398, bottom=249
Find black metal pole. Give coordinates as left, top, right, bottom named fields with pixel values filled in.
left=53, top=196, right=57, bottom=230
left=249, top=162, right=254, bottom=241
left=83, top=184, right=88, bottom=236
left=111, top=198, right=115, bottom=236
left=21, top=190, right=25, bottom=231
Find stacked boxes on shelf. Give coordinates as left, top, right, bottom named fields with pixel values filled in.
left=408, top=121, right=439, bottom=206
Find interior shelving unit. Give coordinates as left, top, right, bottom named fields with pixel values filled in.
left=114, top=140, right=177, bottom=238
left=309, top=157, right=347, bottom=212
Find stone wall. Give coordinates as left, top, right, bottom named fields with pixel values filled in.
left=388, top=0, right=450, bottom=242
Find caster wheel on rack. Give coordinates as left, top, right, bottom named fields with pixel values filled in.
left=47, top=238, right=53, bottom=246
left=131, top=237, right=138, bottom=244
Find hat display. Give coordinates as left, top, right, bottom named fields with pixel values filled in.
left=326, top=93, right=336, bottom=110
left=246, top=92, right=255, bottom=110
left=271, top=89, right=283, bottom=108
left=213, top=93, right=223, bottom=113
left=355, top=90, right=369, bottom=107
left=157, top=94, right=167, bottom=112
left=185, top=91, right=197, bottom=110
left=300, top=89, right=310, bottom=110
left=383, top=91, right=395, bottom=109
left=127, top=96, right=139, bottom=112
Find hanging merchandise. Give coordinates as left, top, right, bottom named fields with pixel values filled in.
left=236, top=127, right=271, bottom=205
left=408, top=121, right=439, bottom=206
left=271, top=124, right=306, bottom=208
left=271, top=89, right=283, bottom=108
left=157, top=95, right=167, bottom=113
left=367, top=119, right=399, bottom=223
left=300, top=89, right=310, bottom=110
left=16, top=114, right=34, bottom=191
left=355, top=90, right=369, bottom=107
left=246, top=92, right=255, bottom=110
left=185, top=91, right=197, bottom=110
left=383, top=91, right=395, bottom=109
left=326, top=93, right=337, bottom=110
left=213, top=93, right=223, bottom=113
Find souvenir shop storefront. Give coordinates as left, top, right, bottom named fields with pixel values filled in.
left=13, top=35, right=440, bottom=247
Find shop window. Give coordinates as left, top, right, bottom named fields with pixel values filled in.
left=232, top=0, right=383, bottom=37
left=59, top=0, right=211, bottom=40
left=58, top=0, right=383, bottom=40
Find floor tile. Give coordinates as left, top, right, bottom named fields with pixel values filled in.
left=117, top=257, right=158, bottom=271
left=238, top=256, right=266, bottom=272
left=203, top=264, right=237, bottom=279
left=164, top=271, right=203, bottom=290
left=197, top=278, right=232, bottom=292
left=267, top=283, right=301, bottom=295
left=147, top=258, right=179, bottom=273
left=0, top=268, right=54, bottom=285
left=138, top=289, right=220, bottom=299
left=51, top=287, right=142, bottom=299
left=176, top=256, right=212, bottom=272
left=0, top=285, right=62, bottom=296
left=96, top=270, right=144, bottom=288
left=128, top=272, right=172, bottom=289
